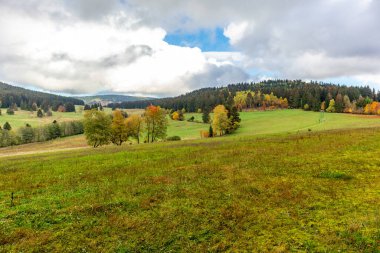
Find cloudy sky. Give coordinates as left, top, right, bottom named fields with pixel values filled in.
left=0, top=0, right=379, bottom=97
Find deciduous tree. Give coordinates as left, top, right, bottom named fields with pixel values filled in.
left=144, top=105, right=167, bottom=143
left=110, top=110, right=129, bottom=145
left=212, top=105, right=229, bottom=136
left=83, top=109, right=112, bottom=147
left=126, top=114, right=144, bottom=144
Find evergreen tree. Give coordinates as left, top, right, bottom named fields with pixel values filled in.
left=202, top=108, right=210, bottom=123
left=3, top=122, right=11, bottom=131
left=209, top=125, right=213, bottom=137
left=37, top=109, right=44, bottom=118
left=31, top=102, right=38, bottom=111
left=335, top=94, right=344, bottom=113
left=226, top=106, right=241, bottom=134
left=65, top=102, right=76, bottom=112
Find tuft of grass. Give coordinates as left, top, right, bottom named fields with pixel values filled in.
left=318, top=171, right=354, bottom=180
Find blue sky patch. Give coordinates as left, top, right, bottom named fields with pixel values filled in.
left=164, top=27, right=231, bottom=52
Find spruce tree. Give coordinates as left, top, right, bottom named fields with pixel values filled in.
left=202, top=108, right=210, bottom=123
left=37, top=109, right=44, bottom=118
left=3, top=122, right=12, bottom=131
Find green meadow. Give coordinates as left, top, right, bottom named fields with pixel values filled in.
left=1, top=127, right=380, bottom=251
left=1, top=109, right=380, bottom=251
left=0, top=108, right=83, bottom=130
left=2, top=108, right=380, bottom=139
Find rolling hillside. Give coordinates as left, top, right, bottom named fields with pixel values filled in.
left=0, top=82, right=84, bottom=108
left=77, top=94, right=153, bottom=106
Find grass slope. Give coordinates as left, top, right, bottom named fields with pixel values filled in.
left=0, top=128, right=379, bottom=251
left=0, top=109, right=83, bottom=130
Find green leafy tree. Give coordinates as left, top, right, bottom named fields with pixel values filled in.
left=83, top=109, right=112, bottom=147
left=47, top=121, right=61, bottom=140
left=20, top=125, right=35, bottom=144
left=6, top=108, right=14, bottom=115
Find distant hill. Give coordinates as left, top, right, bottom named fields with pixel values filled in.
left=77, top=94, right=154, bottom=106
left=109, top=80, right=379, bottom=112
left=0, top=82, right=84, bottom=109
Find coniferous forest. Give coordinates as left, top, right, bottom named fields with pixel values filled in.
left=0, top=82, right=84, bottom=111
left=109, top=80, right=379, bottom=113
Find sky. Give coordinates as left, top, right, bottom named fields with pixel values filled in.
left=0, top=0, right=379, bottom=97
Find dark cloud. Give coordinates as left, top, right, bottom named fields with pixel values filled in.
left=101, top=45, right=153, bottom=67
left=185, top=63, right=250, bottom=90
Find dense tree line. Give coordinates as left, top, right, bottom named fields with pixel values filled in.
left=0, top=120, right=84, bottom=148
left=0, top=82, right=84, bottom=111
left=109, top=80, right=379, bottom=112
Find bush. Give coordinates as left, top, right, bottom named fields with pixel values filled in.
left=166, top=136, right=181, bottom=141
left=0, top=129, right=19, bottom=147
left=19, top=125, right=35, bottom=144
left=6, top=108, right=15, bottom=115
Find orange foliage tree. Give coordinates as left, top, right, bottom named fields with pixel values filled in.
left=144, top=105, right=168, bottom=143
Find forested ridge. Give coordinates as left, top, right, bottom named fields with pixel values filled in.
left=0, top=82, right=84, bottom=109
left=110, top=80, right=379, bottom=112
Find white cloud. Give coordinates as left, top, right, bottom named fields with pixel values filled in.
left=1, top=0, right=380, bottom=95
left=0, top=3, right=249, bottom=95
left=223, top=22, right=250, bottom=45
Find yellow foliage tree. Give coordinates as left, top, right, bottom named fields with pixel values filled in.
left=212, top=105, right=229, bottom=136
left=125, top=114, right=144, bottom=144
left=233, top=91, right=248, bottom=111
left=172, top=111, right=180, bottom=120
left=111, top=110, right=129, bottom=145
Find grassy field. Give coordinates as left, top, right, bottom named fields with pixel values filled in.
left=2, top=109, right=380, bottom=157
left=2, top=108, right=380, bottom=138
left=236, top=110, right=380, bottom=136
left=0, top=109, right=83, bottom=130
left=0, top=128, right=379, bottom=251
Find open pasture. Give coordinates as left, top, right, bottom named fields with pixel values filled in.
left=0, top=128, right=379, bottom=251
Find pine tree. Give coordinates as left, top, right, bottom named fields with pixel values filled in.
left=3, top=122, right=12, bottom=131
left=202, top=108, right=210, bottom=123
left=37, top=109, right=44, bottom=118
left=209, top=125, right=213, bottom=138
